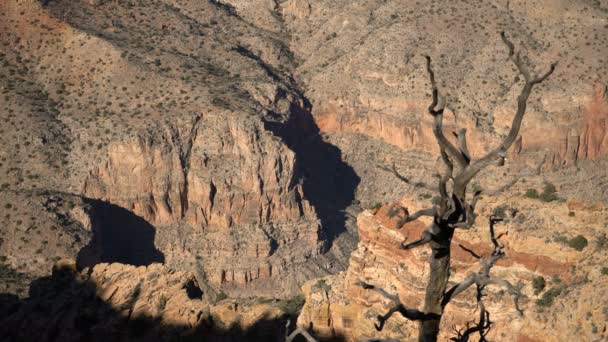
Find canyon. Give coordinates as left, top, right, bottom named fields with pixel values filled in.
left=1, top=0, right=607, bottom=341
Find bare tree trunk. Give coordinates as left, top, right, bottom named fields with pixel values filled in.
left=419, top=225, right=452, bottom=342
left=357, top=32, right=556, bottom=342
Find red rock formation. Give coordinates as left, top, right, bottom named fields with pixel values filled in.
left=298, top=202, right=606, bottom=341
left=578, top=83, right=608, bottom=160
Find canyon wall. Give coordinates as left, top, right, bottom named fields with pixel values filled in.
left=298, top=199, right=608, bottom=341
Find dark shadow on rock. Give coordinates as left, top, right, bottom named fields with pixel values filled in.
left=0, top=265, right=347, bottom=342
left=264, top=100, right=360, bottom=251
left=77, top=198, right=164, bottom=269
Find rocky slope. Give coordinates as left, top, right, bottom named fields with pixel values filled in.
left=298, top=197, right=608, bottom=341
left=0, top=260, right=294, bottom=341
left=0, top=0, right=607, bottom=340
left=0, top=0, right=355, bottom=300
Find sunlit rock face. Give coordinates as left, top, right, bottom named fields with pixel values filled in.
left=298, top=199, right=608, bottom=341
left=1, top=0, right=608, bottom=340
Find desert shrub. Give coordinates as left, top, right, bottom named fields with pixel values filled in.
left=600, top=267, right=608, bottom=276
left=536, top=286, right=563, bottom=307
left=543, top=182, right=557, bottom=194
left=492, top=205, right=507, bottom=218
left=540, top=182, right=559, bottom=202
left=312, top=279, right=331, bottom=292
left=532, top=276, right=546, bottom=295
left=215, top=291, right=228, bottom=302
left=371, top=202, right=382, bottom=210
left=525, top=188, right=539, bottom=199
left=279, top=294, right=305, bottom=316
left=568, top=235, right=588, bottom=251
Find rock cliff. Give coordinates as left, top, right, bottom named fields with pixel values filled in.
left=1, top=0, right=607, bottom=340
left=298, top=198, right=608, bottom=341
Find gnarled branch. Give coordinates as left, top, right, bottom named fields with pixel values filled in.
left=442, top=216, right=523, bottom=317
left=454, top=33, right=557, bottom=188
left=425, top=56, right=468, bottom=168
left=401, top=229, right=433, bottom=249
left=452, top=128, right=471, bottom=164
left=355, top=280, right=440, bottom=331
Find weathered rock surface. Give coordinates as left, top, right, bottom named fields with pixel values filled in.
left=298, top=199, right=608, bottom=341
left=0, top=260, right=290, bottom=341
left=1, top=0, right=608, bottom=339
left=0, top=0, right=344, bottom=300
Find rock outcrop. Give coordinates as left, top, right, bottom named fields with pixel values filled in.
left=298, top=199, right=608, bottom=341
left=0, top=0, right=335, bottom=299
left=0, top=260, right=289, bottom=341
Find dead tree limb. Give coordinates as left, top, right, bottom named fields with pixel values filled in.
left=363, top=33, right=555, bottom=342
left=453, top=33, right=557, bottom=190
left=355, top=280, right=440, bottom=331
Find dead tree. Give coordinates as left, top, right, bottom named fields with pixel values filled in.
left=356, top=32, right=556, bottom=342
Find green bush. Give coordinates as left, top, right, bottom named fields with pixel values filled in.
left=600, top=267, right=608, bottom=276
left=312, top=279, right=331, bottom=292
left=525, top=189, right=539, bottom=199
left=278, top=294, right=305, bottom=316
left=540, top=191, right=559, bottom=202
left=532, top=276, right=546, bottom=295
left=568, top=235, right=588, bottom=251
left=215, top=291, right=228, bottom=302
left=540, top=182, right=559, bottom=202
left=536, top=286, right=563, bottom=307
left=371, top=202, right=382, bottom=210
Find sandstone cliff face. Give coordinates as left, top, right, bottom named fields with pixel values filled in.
left=298, top=199, right=608, bottom=341
left=1, top=0, right=608, bottom=339
left=281, top=0, right=608, bottom=170
left=0, top=0, right=333, bottom=299
left=83, top=115, right=314, bottom=229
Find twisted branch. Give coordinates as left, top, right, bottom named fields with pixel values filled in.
left=355, top=280, right=440, bottom=331
left=454, top=33, right=557, bottom=188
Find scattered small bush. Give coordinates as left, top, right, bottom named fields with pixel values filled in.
left=312, top=279, right=331, bottom=292
left=525, top=189, right=539, bottom=199
left=532, top=276, right=546, bottom=295
left=215, top=291, right=228, bottom=302
left=540, top=182, right=559, bottom=202
left=279, top=294, right=305, bottom=316
left=600, top=267, right=608, bottom=276
left=568, top=235, right=588, bottom=251
left=536, top=286, right=563, bottom=307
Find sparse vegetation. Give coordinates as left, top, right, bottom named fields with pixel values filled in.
left=278, top=294, right=305, bottom=316
left=525, top=188, right=539, bottom=199
left=215, top=291, right=228, bottom=302
left=532, top=276, right=546, bottom=295
left=568, top=235, right=588, bottom=251
left=312, top=279, right=331, bottom=293
left=536, top=286, right=563, bottom=307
